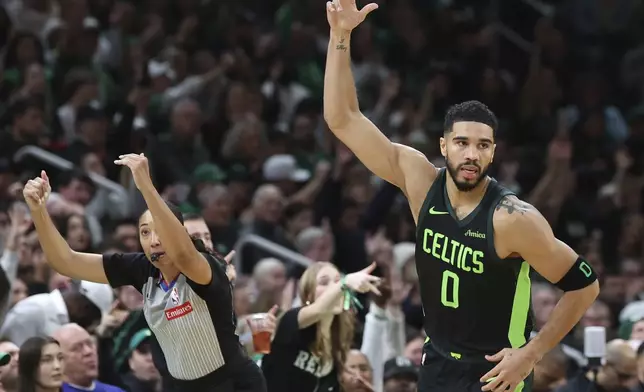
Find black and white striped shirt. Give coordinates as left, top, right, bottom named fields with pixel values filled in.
left=103, top=252, right=244, bottom=389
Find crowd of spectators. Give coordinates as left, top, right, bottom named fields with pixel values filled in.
left=1, top=0, right=644, bottom=391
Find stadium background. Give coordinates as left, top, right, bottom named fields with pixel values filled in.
left=1, top=0, right=644, bottom=391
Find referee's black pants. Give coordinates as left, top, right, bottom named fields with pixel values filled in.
left=223, top=359, right=267, bottom=392
left=161, top=360, right=266, bottom=392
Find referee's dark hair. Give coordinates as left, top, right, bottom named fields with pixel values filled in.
left=444, top=100, right=498, bottom=137
left=18, top=336, right=61, bottom=392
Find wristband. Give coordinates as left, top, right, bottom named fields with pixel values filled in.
left=341, top=275, right=363, bottom=311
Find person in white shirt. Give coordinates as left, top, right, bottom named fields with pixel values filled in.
left=0, top=281, right=112, bottom=346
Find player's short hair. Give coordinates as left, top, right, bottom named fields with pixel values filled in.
left=444, top=100, right=498, bottom=137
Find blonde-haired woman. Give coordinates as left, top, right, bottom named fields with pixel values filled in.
left=261, top=262, right=380, bottom=392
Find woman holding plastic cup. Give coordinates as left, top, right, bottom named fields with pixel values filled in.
left=260, top=262, right=380, bottom=392
left=244, top=305, right=279, bottom=360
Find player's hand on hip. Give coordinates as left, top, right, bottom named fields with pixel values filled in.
left=114, top=153, right=153, bottom=190
left=326, top=0, right=378, bottom=32
left=345, top=262, right=382, bottom=295
left=23, top=170, right=51, bottom=211
left=480, top=347, right=537, bottom=391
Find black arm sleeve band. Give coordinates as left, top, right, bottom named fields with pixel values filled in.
left=554, top=256, right=597, bottom=292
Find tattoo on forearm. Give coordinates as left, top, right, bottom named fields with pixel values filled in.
left=495, top=197, right=531, bottom=215
left=336, top=36, right=348, bottom=52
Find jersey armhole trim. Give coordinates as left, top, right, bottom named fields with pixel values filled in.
left=415, top=168, right=445, bottom=239
left=487, top=191, right=523, bottom=262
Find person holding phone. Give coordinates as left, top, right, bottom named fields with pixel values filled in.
left=22, top=153, right=266, bottom=392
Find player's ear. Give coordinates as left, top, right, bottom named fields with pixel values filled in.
left=490, top=143, right=496, bottom=164
left=439, top=137, right=447, bottom=158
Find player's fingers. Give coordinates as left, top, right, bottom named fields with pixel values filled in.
left=41, top=170, right=49, bottom=184
left=485, top=348, right=507, bottom=362
left=326, top=1, right=334, bottom=12
left=224, top=250, right=236, bottom=264
left=481, top=375, right=502, bottom=391
left=359, top=3, right=378, bottom=17
left=493, top=380, right=512, bottom=392
left=268, top=304, right=279, bottom=316
left=480, top=366, right=501, bottom=384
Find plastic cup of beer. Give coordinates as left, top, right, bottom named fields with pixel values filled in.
left=248, top=313, right=272, bottom=354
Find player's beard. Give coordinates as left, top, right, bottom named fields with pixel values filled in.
left=445, top=156, right=489, bottom=192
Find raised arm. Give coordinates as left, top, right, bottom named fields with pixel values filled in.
left=23, top=171, right=108, bottom=283
left=298, top=263, right=381, bottom=329
left=115, top=154, right=212, bottom=285
left=323, top=0, right=436, bottom=217
left=482, top=197, right=599, bottom=391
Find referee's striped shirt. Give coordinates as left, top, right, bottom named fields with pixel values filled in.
left=103, top=252, right=243, bottom=389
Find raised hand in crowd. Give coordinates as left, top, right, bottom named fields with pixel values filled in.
left=3, top=202, right=33, bottom=253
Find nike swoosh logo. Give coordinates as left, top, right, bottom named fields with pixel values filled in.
left=429, top=206, right=449, bottom=215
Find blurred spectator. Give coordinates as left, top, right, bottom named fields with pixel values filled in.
left=533, top=346, right=569, bottom=392
left=120, top=329, right=160, bottom=392
left=53, top=323, right=125, bottom=391
left=0, top=341, right=19, bottom=392
left=0, top=0, right=644, bottom=391
left=0, top=281, right=112, bottom=346
left=382, top=357, right=417, bottom=392
left=17, top=336, right=64, bottom=392
left=554, top=339, right=637, bottom=392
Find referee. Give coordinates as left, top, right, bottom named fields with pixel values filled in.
left=23, top=158, right=266, bottom=392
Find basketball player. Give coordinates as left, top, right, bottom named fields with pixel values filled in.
left=323, top=1, right=600, bottom=391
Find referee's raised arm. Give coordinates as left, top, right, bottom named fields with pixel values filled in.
left=23, top=170, right=109, bottom=284
left=114, top=153, right=212, bottom=285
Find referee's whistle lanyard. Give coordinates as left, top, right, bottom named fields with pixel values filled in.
left=147, top=273, right=179, bottom=298
left=159, top=273, right=179, bottom=291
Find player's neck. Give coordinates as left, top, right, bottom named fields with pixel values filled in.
left=445, top=174, right=490, bottom=208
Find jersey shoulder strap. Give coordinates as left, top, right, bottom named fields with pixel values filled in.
left=416, top=168, right=446, bottom=237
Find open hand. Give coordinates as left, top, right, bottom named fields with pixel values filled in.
left=345, top=262, right=381, bottom=295
left=115, top=153, right=152, bottom=191
left=326, top=0, right=378, bottom=33
left=23, top=171, right=51, bottom=211
left=480, top=347, right=538, bottom=391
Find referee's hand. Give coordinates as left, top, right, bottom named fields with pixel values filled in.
left=114, top=153, right=153, bottom=191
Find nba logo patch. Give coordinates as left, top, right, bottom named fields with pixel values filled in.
left=170, top=287, right=180, bottom=305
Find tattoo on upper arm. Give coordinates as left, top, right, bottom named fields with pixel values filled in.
left=495, top=197, right=532, bottom=215
left=336, top=37, right=348, bottom=52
